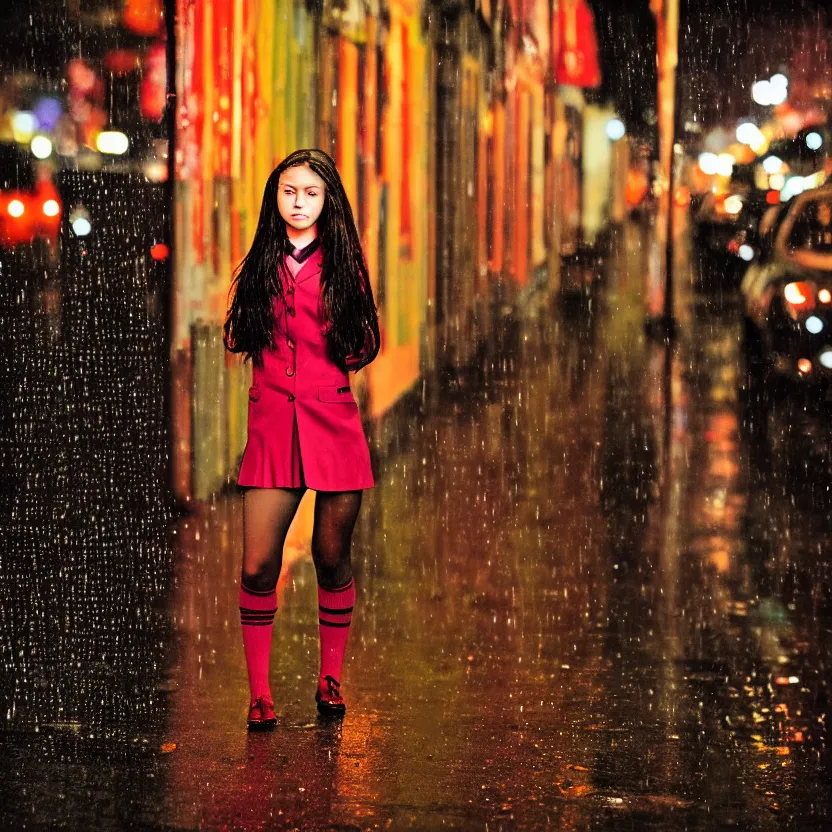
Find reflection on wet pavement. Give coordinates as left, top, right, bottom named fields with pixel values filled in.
left=1, top=222, right=830, bottom=828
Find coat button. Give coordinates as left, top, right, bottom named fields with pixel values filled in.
left=287, top=307, right=296, bottom=317
left=287, top=338, right=295, bottom=350
left=287, top=394, right=295, bottom=402
left=286, top=286, right=294, bottom=295
left=285, top=367, right=294, bottom=377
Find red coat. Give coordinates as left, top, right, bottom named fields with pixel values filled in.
left=237, top=247, right=375, bottom=491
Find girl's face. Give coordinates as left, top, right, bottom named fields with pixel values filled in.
left=277, top=164, right=326, bottom=232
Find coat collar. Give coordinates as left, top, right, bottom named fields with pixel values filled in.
left=293, top=247, right=323, bottom=285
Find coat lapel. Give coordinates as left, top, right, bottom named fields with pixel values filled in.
left=294, top=248, right=323, bottom=285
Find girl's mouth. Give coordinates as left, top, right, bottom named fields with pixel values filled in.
left=292, top=214, right=308, bottom=219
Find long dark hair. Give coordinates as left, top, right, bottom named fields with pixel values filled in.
left=223, top=149, right=380, bottom=371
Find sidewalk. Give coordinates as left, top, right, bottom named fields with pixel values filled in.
left=2, top=224, right=830, bottom=829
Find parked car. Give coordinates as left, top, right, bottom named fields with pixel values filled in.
left=694, top=187, right=770, bottom=289
left=0, top=142, right=61, bottom=250
left=742, top=183, right=832, bottom=389
left=694, top=129, right=829, bottom=290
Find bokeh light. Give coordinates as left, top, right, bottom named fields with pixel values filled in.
left=605, top=118, right=626, bottom=141
left=698, top=152, right=719, bottom=175
left=762, top=155, right=783, bottom=174
left=752, top=80, right=773, bottom=105
left=31, top=135, right=53, bottom=159
left=724, top=195, right=743, bottom=214
left=12, top=111, right=38, bottom=142
left=71, top=216, right=92, bottom=236
left=716, top=153, right=735, bottom=176
left=96, top=131, right=130, bottom=155
left=33, top=97, right=62, bottom=131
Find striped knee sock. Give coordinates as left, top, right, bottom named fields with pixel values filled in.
left=239, top=580, right=278, bottom=703
left=317, top=578, right=355, bottom=683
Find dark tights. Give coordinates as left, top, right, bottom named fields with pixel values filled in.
left=241, top=487, right=362, bottom=592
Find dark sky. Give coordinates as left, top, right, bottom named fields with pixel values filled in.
left=589, top=0, right=829, bottom=140
left=0, top=1, right=150, bottom=79
left=588, top=0, right=656, bottom=137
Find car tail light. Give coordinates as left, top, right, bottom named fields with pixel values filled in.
left=8, top=199, right=25, bottom=218
left=42, top=199, right=60, bottom=217
left=798, top=358, right=813, bottom=375
left=819, top=289, right=832, bottom=304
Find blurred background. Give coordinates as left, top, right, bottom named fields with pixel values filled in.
left=1, top=0, right=829, bottom=502
left=2, top=0, right=629, bottom=506
left=2, top=0, right=832, bottom=827
left=2, top=0, right=830, bottom=501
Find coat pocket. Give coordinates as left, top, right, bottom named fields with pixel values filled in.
left=318, top=385, right=355, bottom=403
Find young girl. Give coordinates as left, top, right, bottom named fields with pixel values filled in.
left=223, top=149, right=380, bottom=730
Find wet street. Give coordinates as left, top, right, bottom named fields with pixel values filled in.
left=0, top=218, right=829, bottom=830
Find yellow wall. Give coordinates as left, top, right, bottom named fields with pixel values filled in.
left=366, top=7, right=428, bottom=417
